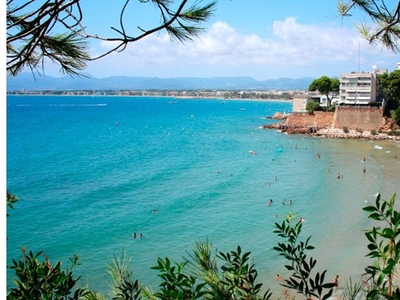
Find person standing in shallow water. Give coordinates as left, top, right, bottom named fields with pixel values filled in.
left=334, top=275, right=339, bottom=288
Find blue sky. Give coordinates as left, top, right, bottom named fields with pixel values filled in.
left=15, top=0, right=400, bottom=79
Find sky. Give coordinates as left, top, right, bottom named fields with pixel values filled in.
left=10, top=0, right=400, bottom=80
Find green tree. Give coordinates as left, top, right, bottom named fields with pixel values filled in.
left=380, top=70, right=400, bottom=106
left=7, top=0, right=217, bottom=77
left=337, top=0, right=400, bottom=53
left=308, top=76, right=340, bottom=108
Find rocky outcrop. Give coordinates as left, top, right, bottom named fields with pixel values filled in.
left=313, top=128, right=400, bottom=140
left=267, top=112, right=289, bottom=120
left=262, top=112, right=400, bottom=141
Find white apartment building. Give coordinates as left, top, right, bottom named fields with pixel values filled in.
left=338, top=69, right=387, bottom=106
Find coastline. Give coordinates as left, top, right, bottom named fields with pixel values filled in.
left=262, top=112, right=400, bottom=141
left=311, top=128, right=400, bottom=141
left=8, top=93, right=293, bottom=103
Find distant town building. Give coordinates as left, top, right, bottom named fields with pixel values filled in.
left=337, top=68, right=387, bottom=106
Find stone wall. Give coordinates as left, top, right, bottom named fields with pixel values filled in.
left=333, top=106, right=383, bottom=131
left=314, top=111, right=335, bottom=128
left=286, top=111, right=334, bottom=128
left=284, top=107, right=383, bottom=131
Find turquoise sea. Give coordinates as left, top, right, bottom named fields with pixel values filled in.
left=6, top=95, right=400, bottom=296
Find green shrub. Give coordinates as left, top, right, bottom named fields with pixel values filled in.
left=306, top=101, right=321, bottom=114
left=394, top=107, right=400, bottom=125
left=343, top=126, right=349, bottom=133
left=328, top=104, right=336, bottom=112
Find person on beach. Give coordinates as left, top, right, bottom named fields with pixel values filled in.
left=363, top=167, right=366, bottom=173
left=337, top=173, right=340, bottom=179
left=276, top=274, right=283, bottom=281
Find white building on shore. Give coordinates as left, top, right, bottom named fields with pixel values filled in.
left=337, top=68, right=387, bottom=106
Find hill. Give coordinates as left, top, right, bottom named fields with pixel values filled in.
left=7, top=73, right=314, bottom=91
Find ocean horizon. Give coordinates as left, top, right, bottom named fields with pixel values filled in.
left=6, top=95, right=400, bottom=297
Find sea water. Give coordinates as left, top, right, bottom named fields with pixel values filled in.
left=6, top=95, right=400, bottom=296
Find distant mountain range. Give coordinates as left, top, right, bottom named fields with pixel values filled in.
left=7, top=73, right=315, bottom=91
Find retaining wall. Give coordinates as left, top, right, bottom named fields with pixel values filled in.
left=285, top=107, right=383, bottom=131
left=333, top=106, right=383, bottom=131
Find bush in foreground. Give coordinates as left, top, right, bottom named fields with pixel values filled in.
left=7, top=193, right=400, bottom=300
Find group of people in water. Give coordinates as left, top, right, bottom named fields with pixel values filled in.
left=266, top=198, right=293, bottom=206
left=266, top=198, right=292, bottom=206
left=132, top=208, right=158, bottom=238
left=266, top=197, right=306, bottom=222
left=132, top=232, right=143, bottom=239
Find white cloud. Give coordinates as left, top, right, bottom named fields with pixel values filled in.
left=86, top=18, right=398, bottom=79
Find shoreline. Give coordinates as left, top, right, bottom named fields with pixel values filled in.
left=263, top=112, right=400, bottom=141
left=7, top=93, right=292, bottom=103
left=311, top=128, right=400, bottom=141
left=262, top=124, right=400, bottom=141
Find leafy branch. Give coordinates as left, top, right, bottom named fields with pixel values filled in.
left=337, top=0, right=400, bottom=53
left=7, top=0, right=217, bottom=77
left=363, top=193, right=400, bottom=300
left=273, top=213, right=335, bottom=300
